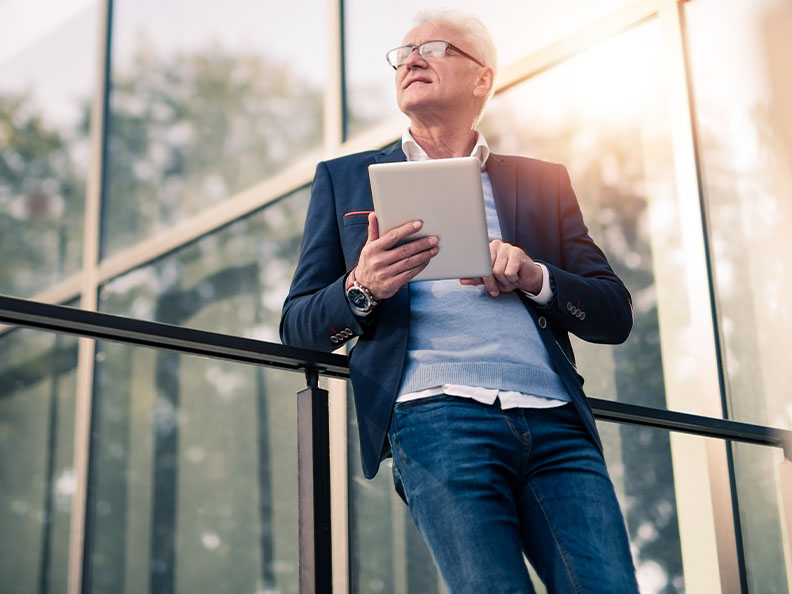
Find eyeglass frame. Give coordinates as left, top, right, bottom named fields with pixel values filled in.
left=386, top=40, right=485, bottom=70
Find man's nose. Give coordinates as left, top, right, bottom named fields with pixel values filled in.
left=403, top=47, right=427, bottom=68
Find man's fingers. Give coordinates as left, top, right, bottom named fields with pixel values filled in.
left=503, top=255, right=522, bottom=283
left=373, top=256, right=433, bottom=299
left=384, top=245, right=438, bottom=277
left=493, top=249, right=522, bottom=286
left=392, top=259, right=431, bottom=285
left=404, top=246, right=439, bottom=271
left=488, top=240, right=530, bottom=292
left=380, top=235, right=438, bottom=266
left=378, top=219, right=424, bottom=250
left=482, top=275, right=500, bottom=297
left=367, top=212, right=380, bottom=243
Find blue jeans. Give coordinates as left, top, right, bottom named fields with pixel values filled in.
left=387, top=395, right=639, bottom=594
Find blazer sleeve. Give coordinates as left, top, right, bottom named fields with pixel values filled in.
left=279, top=161, right=373, bottom=352
left=536, top=164, right=633, bottom=345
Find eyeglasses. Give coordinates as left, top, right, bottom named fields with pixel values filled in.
left=386, top=40, right=485, bottom=70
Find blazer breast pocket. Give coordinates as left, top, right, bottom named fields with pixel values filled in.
left=342, top=210, right=372, bottom=227
left=340, top=211, right=371, bottom=265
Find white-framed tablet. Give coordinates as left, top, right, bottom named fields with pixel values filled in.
left=368, top=156, right=492, bottom=282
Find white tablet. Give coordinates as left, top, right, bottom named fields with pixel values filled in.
left=368, top=156, right=492, bottom=282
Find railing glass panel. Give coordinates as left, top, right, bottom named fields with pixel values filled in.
left=0, top=327, right=79, bottom=591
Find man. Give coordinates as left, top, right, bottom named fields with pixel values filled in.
left=281, top=10, right=639, bottom=594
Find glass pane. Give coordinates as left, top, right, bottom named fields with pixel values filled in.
left=684, top=0, right=792, bottom=432
left=480, top=21, right=698, bottom=415
left=344, top=0, right=637, bottom=137
left=599, top=423, right=727, bottom=594
left=100, top=188, right=309, bottom=338
left=88, top=191, right=308, bottom=592
left=730, top=443, right=790, bottom=592
left=102, top=0, right=325, bottom=257
left=87, top=343, right=302, bottom=594
left=0, top=328, right=79, bottom=592
left=684, top=2, right=792, bottom=586
left=0, top=0, right=99, bottom=296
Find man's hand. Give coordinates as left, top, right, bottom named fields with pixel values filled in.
left=352, top=212, right=439, bottom=300
left=460, top=239, right=542, bottom=297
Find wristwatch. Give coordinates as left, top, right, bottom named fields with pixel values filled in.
left=346, top=279, right=378, bottom=315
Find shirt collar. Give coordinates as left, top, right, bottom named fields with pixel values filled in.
left=401, top=129, right=491, bottom=170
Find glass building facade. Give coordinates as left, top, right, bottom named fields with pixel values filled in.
left=1, top=1, right=790, bottom=592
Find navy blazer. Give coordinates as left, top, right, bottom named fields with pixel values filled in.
left=280, top=143, right=633, bottom=479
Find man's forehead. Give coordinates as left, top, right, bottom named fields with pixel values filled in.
left=401, top=22, right=461, bottom=45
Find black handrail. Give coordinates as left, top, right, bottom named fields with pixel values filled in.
left=1, top=294, right=789, bottom=455
left=0, top=294, right=349, bottom=379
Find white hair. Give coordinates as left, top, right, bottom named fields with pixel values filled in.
left=413, top=9, right=498, bottom=119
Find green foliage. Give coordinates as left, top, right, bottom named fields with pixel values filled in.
left=103, top=43, right=323, bottom=256
left=0, top=93, right=86, bottom=296
left=0, top=42, right=323, bottom=295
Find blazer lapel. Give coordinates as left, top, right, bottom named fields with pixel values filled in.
left=374, top=142, right=407, bottom=164
left=487, top=154, right=517, bottom=244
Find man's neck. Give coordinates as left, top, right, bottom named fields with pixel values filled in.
left=408, top=122, right=477, bottom=159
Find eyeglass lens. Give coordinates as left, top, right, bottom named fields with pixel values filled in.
left=389, top=41, right=448, bottom=68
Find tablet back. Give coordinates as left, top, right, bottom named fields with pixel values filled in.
left=368, top=156, right=492, bottom=281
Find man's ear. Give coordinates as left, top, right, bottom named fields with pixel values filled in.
left=472, top=67, right=494, bottom=98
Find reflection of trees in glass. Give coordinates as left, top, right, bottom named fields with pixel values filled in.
left=0, top=93, right=87, bottom=297
left=0, top=329, right=79, bottom=593
left=482, top=109, right=682, bottom=593
left=89, top=188, right=309, bottom=594
left=103, top=43, right=323, bottom=256
left=694, top=105, right=790, bottom=594
left=42, top=32, right=323, bottom=592
left=683, top=2, right=792, bottom=586
left=345, top=82, right=393, bottom=139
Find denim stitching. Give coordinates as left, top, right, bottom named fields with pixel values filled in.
left=500, top=408, right=532, bottom=447
left=391, top=460, right=410, bottom=505
left=527, top=481, right=582, bottom=594
left=390, top=413, right=409, bottom=468
left=391, top=394, right=461, bottom=464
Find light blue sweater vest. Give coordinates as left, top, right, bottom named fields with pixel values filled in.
left=398, top=172, right=570, bottom=403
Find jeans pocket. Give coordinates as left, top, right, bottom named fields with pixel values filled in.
left=391, top=460, right=409, bottom=505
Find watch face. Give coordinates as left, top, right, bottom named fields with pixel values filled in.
left=347, top=287, right=371, bottom=311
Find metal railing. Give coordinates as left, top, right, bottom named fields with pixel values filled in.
left=1, top=294, right=790, bottom=593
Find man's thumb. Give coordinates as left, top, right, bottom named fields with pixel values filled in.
left=367, top=212, right=379, bottom=242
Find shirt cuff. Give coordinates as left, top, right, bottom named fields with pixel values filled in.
left=520, top=263, right=553, bottom=305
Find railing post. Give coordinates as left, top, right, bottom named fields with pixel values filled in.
left=297, top=367, right=332, bottom=593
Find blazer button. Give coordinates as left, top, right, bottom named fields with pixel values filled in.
left=537, top=316, right=547, bottom=329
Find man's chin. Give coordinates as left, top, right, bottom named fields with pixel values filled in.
left=398, top=94, right=437, bottom=117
